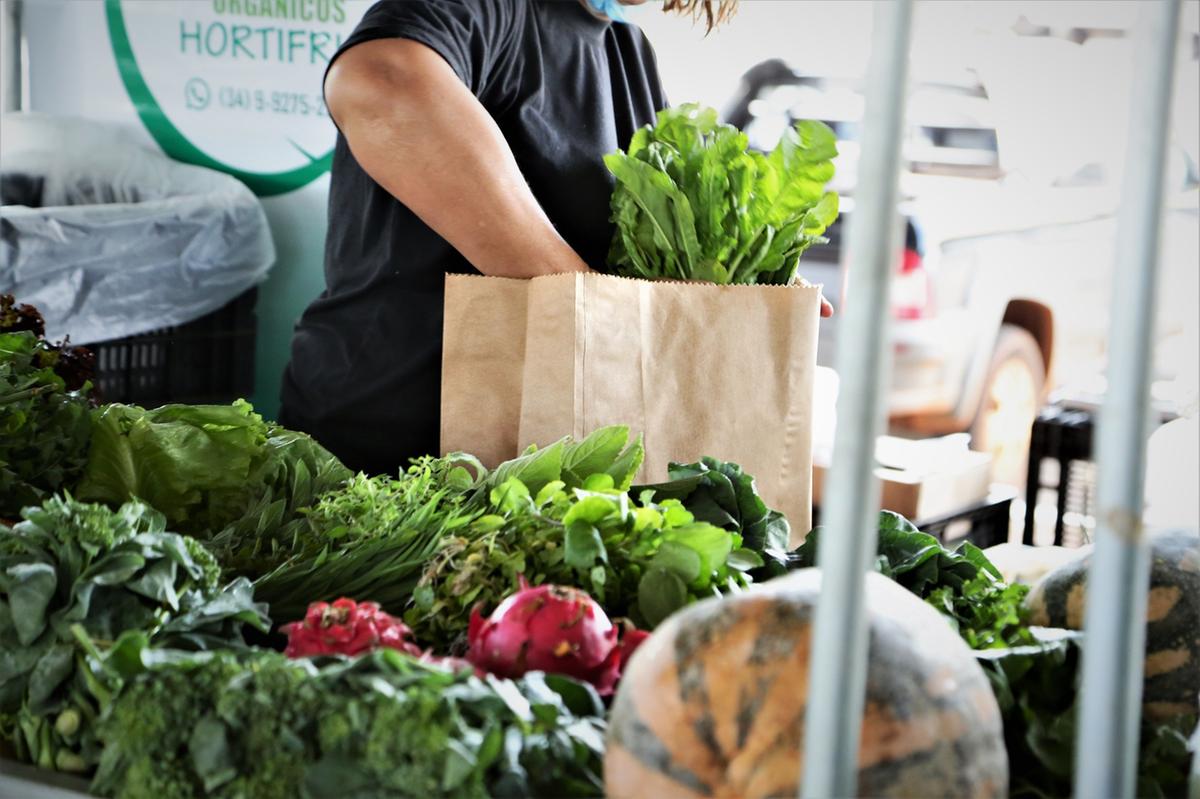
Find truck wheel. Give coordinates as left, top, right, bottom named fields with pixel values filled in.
left=970, top=325, right=1045, bottom=485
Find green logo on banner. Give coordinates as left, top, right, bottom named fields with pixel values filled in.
left=105, top=0, right=341, bottom=196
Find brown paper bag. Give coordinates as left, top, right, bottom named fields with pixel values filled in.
left=441, top=272, right=820, bottom=542
left=440, top=275, right=530, bottom=468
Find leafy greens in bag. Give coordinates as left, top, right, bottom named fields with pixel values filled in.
left=605, top=104, right=839, bottom=284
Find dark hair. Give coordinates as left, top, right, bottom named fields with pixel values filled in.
left=661, top=0, right=738, bottom=33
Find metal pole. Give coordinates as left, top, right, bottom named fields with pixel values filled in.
left=800, top=1, right=913, bottom=796
left=1, top=0, right=22, bottom=113
left=1074, top=2, right=1182, bottom=797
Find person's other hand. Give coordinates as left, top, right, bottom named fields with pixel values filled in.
left=821, top=295, right=834, bottom=317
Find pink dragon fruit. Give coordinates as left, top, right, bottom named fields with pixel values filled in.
left=467, top=580, right=648, bottom=695
left=281, top=598, right=423, bottom=659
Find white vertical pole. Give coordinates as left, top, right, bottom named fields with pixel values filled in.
left=1, top=0, right=22, bottom=113
left=1074, top=2, right=1182, bottom=797
left=800, top=1, right=913, bottom=796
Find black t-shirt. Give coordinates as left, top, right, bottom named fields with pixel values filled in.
left=279, top=0, right=667, bottom=474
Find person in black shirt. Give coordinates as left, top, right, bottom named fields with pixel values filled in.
left=279, top=0, right=738, bottom=474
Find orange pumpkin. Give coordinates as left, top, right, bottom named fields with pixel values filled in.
left=606, top=569, right=1008, bottom=798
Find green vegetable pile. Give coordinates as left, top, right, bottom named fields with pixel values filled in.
left=0, top=496, right=268, bottom=773
left=251, top=458, right=485, bottom=624
left=796, top=512, right=1194, bottom=798
left=76, top=400, right=352, bottom=566
left=634, top=457, right=792, bottom=578
left=795, top=511, right=1031, bottom=649
left=246, top=427, right=645, bottom=625
left=978, top=631, right=1195, bottom=799
left=235, top=425, right=785, bottom=653
left=0, top=331, right=93, bottom=518
left=409, top=473, right=763, bottom=650
left=605, top=104, right=839, bottom=284
left=92, top=647, right=607, bottom=799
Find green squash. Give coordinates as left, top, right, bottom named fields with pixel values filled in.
left=1024, top=531, right=1199, bottom=721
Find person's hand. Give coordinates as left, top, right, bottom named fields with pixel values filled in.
left=820, top=295, right=835, bottom=318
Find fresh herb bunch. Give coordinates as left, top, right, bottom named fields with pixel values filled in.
left=409, top=475, right=762, bottom=651
left=0, top=331, right=93, bottom=517
left=92, top=647, right=607, bottom=799
left=75, top=400, right=352, bottom=566
left=605, top=104, right=839, bottom=284
left=252, top=458, right=485, bottom=625
left=0, top=495, right=269, bottom=774
left=250, top=426, right=644, bottom=626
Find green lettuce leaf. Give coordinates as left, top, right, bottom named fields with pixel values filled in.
left=75, top=401, right=351, bottom=568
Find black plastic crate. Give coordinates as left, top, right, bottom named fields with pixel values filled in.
left=90, top=288, right=257, bottom=407
left=1022, top=404, right=1096, bottom=547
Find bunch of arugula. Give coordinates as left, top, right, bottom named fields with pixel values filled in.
left=605, top=104, right=839, bottom=284
left=0, top=331, right=93, bottom=518
left=91, top=647, right=607, bottom=799
left=0, top=495, right=268, bottom=774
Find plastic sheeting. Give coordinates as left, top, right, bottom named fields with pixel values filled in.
left=0, top=113, right=275, bottom=344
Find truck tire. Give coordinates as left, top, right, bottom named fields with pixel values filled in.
left=970, top=324, right=1046, bottom=485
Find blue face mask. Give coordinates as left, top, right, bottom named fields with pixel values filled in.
left=585, top=0, right=652, bottom=24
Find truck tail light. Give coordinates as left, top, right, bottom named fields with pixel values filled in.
left=892, top=247, right=932, bottom=319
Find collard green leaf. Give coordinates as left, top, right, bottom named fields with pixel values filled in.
left=3, top=561, right=57, bottom=646
left=26, top=643, right=74, bottom=713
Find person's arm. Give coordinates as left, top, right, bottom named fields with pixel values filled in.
left=325, top=37, right=590, bottom=278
